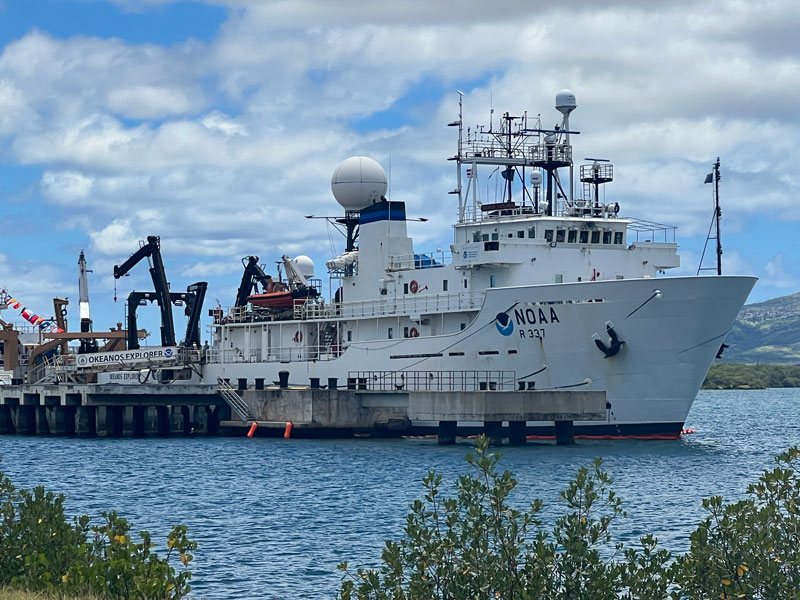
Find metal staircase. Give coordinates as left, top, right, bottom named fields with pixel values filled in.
left=216, top=377, right=256, bottom=422
left=321, top=322, right=338, bottom=350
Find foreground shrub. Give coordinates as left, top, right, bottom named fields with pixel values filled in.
left=0, top=464, right=195, bottom=600
left=339, top=437, right=800, bottom=600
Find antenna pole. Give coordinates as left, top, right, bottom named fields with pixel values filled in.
left=714, top=157, right=722, bottom=275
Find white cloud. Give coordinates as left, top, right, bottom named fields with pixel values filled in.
left=2, top=0, right=800, bottom=328
left=107, top=85, right=195, bottom=119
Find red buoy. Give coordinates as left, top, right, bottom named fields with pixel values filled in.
left=247, top=422, right=258, bottom=437
left=284, top=421, right=293, bottom=439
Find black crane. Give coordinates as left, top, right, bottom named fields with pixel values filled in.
left=113, top=236, right=199, bottom=348
left=125, top=282, right=207, bottom=350
left=235, top=256, right=273, bottom=307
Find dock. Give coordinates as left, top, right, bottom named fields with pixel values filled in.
left=0, top=377, right=606, bottom=444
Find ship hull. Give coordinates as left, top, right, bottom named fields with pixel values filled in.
left=204, top=275, right=756, bottom=437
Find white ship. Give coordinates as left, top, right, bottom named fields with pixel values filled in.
left=202, top=90, right=755, bottom=439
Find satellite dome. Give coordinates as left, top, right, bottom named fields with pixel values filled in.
left=555, top=89, right=577, bottom=116
left=292, top=255, right=315, bottom=279
left=331, top=156, right=388, bottom=212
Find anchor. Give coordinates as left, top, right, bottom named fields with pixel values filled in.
left=593, top=321, right=625, bottom=358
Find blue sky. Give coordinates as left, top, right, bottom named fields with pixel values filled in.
left=1, top=0, right=799, bottom=341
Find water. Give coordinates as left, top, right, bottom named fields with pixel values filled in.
left=1, top=388, right=799, bottom=599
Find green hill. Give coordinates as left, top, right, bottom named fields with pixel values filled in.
left=723, top=291, right=800, bottom=364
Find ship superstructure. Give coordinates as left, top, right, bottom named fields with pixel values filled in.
left=200, top=90, right=755, bottom=438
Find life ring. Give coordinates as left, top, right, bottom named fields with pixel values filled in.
left=293, top=331, right=303, bottom=343
left=549, top=241, right=557, bottom=248
left=409, top=327, right=419, bottom=338
left=409, top=280, right=419, bottom=294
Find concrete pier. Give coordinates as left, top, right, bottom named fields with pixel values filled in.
left=0, top=383, right=224, bottom=438
left=222, top=386, right=606, bottom=444
left=0, top=381, right=605, bottom=443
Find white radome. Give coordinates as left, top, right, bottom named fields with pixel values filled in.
left=331, top=156, right=388, bottom=212
left=556, top=89, right=577, bottom=116
left=292, top=255, right=315, bottom=279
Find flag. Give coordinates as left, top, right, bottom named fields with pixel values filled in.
left=501, top=167, right=515, bottom=181
left=704, top=172, right=713, bottom=184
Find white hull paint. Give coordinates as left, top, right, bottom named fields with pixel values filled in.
left=202, top=275, right=755, bottom=437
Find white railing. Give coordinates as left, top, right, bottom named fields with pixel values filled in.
left=209, top=344, right=344, bottom=365
left=387, top=250, right=453, bottom=271
left=299, top=291, right=485, bottom=320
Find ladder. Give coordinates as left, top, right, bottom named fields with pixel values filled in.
left=216, top=377, right=256, bottom=422
left=321, top=322, right=338, bottom=350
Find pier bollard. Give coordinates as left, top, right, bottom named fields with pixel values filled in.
left=328, top=378, right=338, bottom=390
left=237, top=378, right=248, bottom=391
left=437, top=420, right=457, bottom=445
left=518, top=381, right=526, bottom=391
left=527, top=381, right=536, bottom=390
left=309, top=377, right=320, bottom=389
left=255, top=378, right=265, bottom=390
left=357, top=377, right=367, bottom=390
left=489, top=381, right=497, bottom=391
left=554, top=420, right=575, bottom=445
left=347, top=378, right=356, bottom=390
left=508, top=421, right=527, bottom=445
left=479, top=382, right=488, bottom=391
left=278, top=371, right=290, bottom=388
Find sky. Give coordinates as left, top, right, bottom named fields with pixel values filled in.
left=1, top=0, right=799, bottom=342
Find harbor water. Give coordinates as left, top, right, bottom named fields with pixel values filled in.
left=1, top=388, right=799, bottom=599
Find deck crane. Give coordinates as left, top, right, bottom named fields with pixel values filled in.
left=234, top=256, right=273, bottom=307
left=113, top=236, right=176, bottom=347
left=125, top=282, right=207, bottom=350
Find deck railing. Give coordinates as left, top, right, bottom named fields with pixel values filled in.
left=348, top=370, right=517, bottom=391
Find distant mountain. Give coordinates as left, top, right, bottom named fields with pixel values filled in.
left=723, top=291, right=800, bottom=364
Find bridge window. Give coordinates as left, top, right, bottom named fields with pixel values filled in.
left=580, top=231, right=589, bottom=244
left=527, top=227, right=535, bottom=238
left=556, top=229, right=566, bottom=243
left=591, top=231, right=600, bottom=244
left=491, top=232, right=499, bottom=241
left=388, top=328, right=394, bottom=339
left=544, top=229, right=554, bottom=242
left=403, top=283, right=409, bottom=294
left=490, top=275, right=496, bottom=288
left=568, top=230, right=577, bottom=243
left=614, top=232, right=624, bottom=244
left=603, top=231, right=612, bottom=244
left=517, top=230, right=525, bottom=238
left=473, top=231, right=481, bottom=242
left=443, top=280, right=448, bottom=291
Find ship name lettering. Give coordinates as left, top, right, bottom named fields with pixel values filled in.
left=513, top=307, right=560, bottom=326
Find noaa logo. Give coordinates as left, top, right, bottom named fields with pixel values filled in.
left=495, top=312, right=514, bottom=336
left=164, top=348, right=174, bottom=357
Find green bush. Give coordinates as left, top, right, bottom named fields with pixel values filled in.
left=0, top=463, right=196, bottom=600
left=339, top=437, right=800, bottom=599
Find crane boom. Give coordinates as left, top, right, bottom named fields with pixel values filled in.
left=113, top=236, right=175, bottom=347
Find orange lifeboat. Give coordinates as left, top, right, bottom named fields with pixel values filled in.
left=247, top=285, right=318, bottom=309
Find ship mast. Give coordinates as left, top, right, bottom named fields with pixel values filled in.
left=452, top=90, right=579, bottom=221
left=697, top=157, right=723, bottom=276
